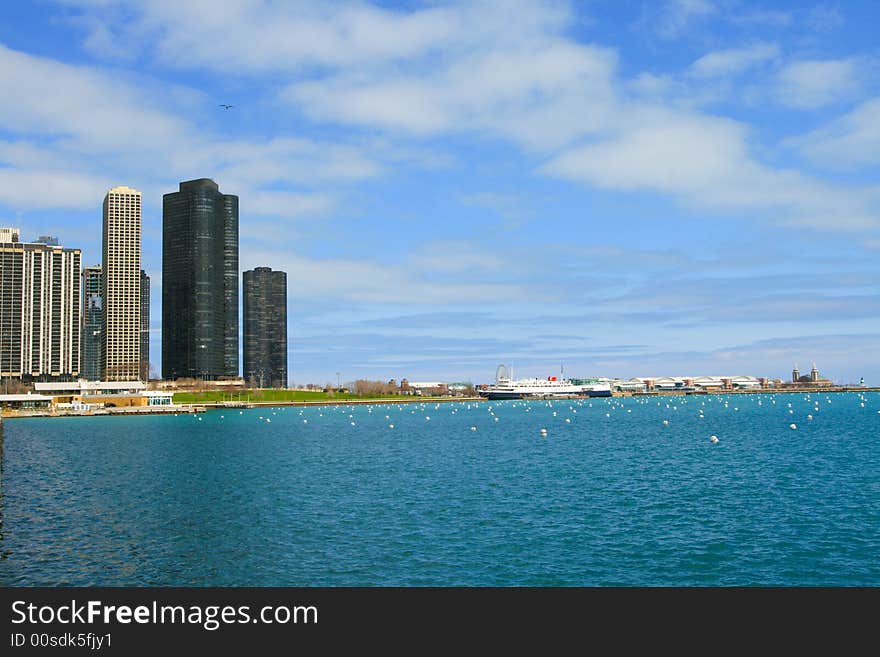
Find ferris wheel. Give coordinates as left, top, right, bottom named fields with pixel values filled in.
left=495, top=364, right=510, bottom=383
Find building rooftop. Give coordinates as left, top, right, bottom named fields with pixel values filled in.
left=35, top=380, right=146, bottom=393
left=0, top=394, right=54, bottom=402
left=107, top=185, right=141, bottom=195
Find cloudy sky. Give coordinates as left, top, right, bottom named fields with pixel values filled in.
left=1, top=0, right=878, bottom=385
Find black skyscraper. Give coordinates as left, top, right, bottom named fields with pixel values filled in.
left=140, top=269, right=150, bottom=381
left=243, top=267, right=287, bottom=388
left=162, top=179, right=239, bottom=380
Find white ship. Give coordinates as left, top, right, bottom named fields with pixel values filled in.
left=479, top=365, right=612, bottom=400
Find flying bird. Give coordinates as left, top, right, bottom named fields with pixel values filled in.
left=219, top=104, right=234, bottom=110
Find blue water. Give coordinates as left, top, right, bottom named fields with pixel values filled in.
left=1, top=392, right=878, bottom=586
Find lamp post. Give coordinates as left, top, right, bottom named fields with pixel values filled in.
left=336, top=372, right=341, bottom=392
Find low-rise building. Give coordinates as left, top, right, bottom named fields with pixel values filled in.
left=0, top=393, right=54, bottom=410
left=406, top=382, right=448, bottom=396
left=31, top=380, right=176, bottom=409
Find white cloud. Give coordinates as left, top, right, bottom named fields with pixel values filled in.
left=0, top=168, right=113, bottom=209
left=541, top=105, right=880, bottom=230
left=0, top=43, right=186, bottom=151
left=689, top=43, right=779, bottom=78
left=727, top=9, right=792, bottom=27
left=650, top=0, right=716, bottom=39
left=0, top=42, right=386, bottom=212
left=788, top=97, right=880, bottom=169
left=9, top=2, right=878, bottom=237
left=409, top=241, right=508, bottom=274
left=241, top=250, right=537, bottom=305
left=61, top=0, right=572, bottom=72
left=245, top=191, right=335, bottom=220
left=543, top=108, right=749, bottom=193
left=775, top=58, right=863, bottom=108
left=286, top=42, right=618, bottom=150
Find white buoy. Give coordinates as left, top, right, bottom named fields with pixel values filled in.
left=710, top=435, right=719, bottom=444
left=470, top=426, right=477, bottom=432
left=662, top=420, right=669, bottom=425
left=565, top=418, right=571, bottom=423
left=266, top=418, right=271, bottom=423
left=303, top=419, right=308, bottom=424
left=389, top=424, right=394, bottom=429
left=540, top=428, right=548, bottom=436
left=351, top=421, right=356, bottom=426
left=807, top=415, right=813, bottom=420
left=790, top=423, right=797, bottom=430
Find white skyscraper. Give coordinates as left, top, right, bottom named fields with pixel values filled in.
left=0, top=229, right=81, bottom=380
left=102, top=186, right=142, bottom=381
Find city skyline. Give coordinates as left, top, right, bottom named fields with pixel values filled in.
left=0, top=1, right=878, bottom=385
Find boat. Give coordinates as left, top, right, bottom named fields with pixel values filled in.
left=479, top=365, right=612, bottom=400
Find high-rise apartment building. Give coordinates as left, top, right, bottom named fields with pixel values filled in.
left=0, top=228, right=81, bottom=381
left=140, top=269, right=150, bottom=381
left=243, top=267, right=287, bottom=388
left=80, top=264, right=102, bottom=381
left=162, top=178, right=239, bottom=380
left=102, top=185, right=142, bottom=381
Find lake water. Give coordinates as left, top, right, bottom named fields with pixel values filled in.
left=1, top=392, right=878, bottom=586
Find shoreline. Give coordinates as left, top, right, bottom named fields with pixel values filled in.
left=3, top=386, right=877, bottom=419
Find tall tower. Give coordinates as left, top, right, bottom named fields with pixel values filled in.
left=810, top=363, right=819, bottom=383
left=162, top=178, right=239, bottom=380
left=102, top=186, right=142, bottom=381
left=140, top=270, right=150, bottom=381
left=80, top=264, right=102, bottom=380
left=243, top=267, right=287, bottom=388
left=792, top=364, right=800, bottom=383
left=1, top=229, right=81, bottom=381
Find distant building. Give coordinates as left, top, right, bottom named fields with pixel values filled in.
left=406, top=382, right=448, bottom=395
left=789, top=362, right=831, bottom=386
left=140, top=270, right=150, bottom=380
left=81, top=265, right=103, bottom=381
left=632, top=375, right=765, bottom=391
left=0, top=228, right=81, bottom=381
left=162, top=178, right=239, bottom=380
left=102, top=186, right=142, bottom=381
left=243, top=267, right=287, bottom=388
left=33, top=380, right=174, bottom=409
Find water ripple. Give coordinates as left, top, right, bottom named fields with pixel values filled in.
left=1, top=392, right=878, bottom=585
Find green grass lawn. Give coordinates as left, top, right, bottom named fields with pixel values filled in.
left=172, top=389, right=414, bottom=403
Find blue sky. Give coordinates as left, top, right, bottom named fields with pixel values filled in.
left=1, top=0, right=878, bottom=385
